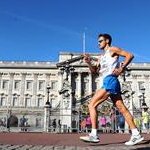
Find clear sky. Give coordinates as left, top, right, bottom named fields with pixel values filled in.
left=0, top=0, right=150, bottom=62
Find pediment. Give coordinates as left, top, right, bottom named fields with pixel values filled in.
left=56, top=55, right=98, bottom=67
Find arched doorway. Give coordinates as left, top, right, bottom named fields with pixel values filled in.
left=7, top=115, right=18, bottom=127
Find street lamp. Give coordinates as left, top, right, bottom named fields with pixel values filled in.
left=122, top=67, right=131, bottom=82
left=44, top=84, right=51, bottom=132
left=59, top=60, right=75, bottom=107
left=140, top=87, right=147, bottom=108
left=46, top=84, right=51, bottom=106
left=121, top=67, right=135, bottom=115
left=60, top=60, right=75, bottom=81
left=58, top=60, right=75, bottom=132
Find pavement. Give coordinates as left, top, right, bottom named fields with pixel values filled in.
left=0, top=132, right=150, bottom=150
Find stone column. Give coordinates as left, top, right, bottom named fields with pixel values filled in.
left=0, top=81, right=1, bottom=104
left=0, top=73, right=3, bottom=89
left=88, top=72, right=92, bottom=95
left=144, top=75, right=150, bottom=106
left=33, top=73, right=38, bottom=107
left=20, top=73, right=26, bottom=106
left=58, top=72, right=63, bottom=91
left=43, top=103, right=50, bottom=132
left=132, top=75, right=139, bottom=108
left=8, top=73, right=15, bottom=107
left=44, top=73, right=51, bottom=132
left=77, top=72, right=82, bottom=99
left=58, top=72, right=64, bottom=129
left=61, top=75, right=72, bottom=132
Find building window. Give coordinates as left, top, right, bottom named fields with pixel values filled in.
left=82, top=80, right=89, bottom=94
left=50, top=97, right=55, bottom=108
left=2, top=80, right=8, bottom=89
left=92, top=82, right=97, bottom=92
left=25, top=98, right=31, bottom=107
left=37, top=98, right=43, bottom=107
left=36, top=118, right=42, bottom=127
left=51, top=81, right=57, bottom=90
left=14, top=81, right=20, bottom=90
left=26, top=81, right=32, bottom=90
left=84, top=81, right=89, bottom=92
left=138, top=82, right=144, bottom=90
left=12, top=97, right=18, bottom=107
left=0, top=97, right=5, bottom=106
left=38, top=81, right=44, bottom=91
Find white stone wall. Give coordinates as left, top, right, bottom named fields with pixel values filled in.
left=0, top=53, right=150, bottom=128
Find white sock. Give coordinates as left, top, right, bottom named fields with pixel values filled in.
left=132, top=128, right=140, bottom=136
left=91, top=129, right=97, bottom=137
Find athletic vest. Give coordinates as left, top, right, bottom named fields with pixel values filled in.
left=100, top=49, right=119, bottom=78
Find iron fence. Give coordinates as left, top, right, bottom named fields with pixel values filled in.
left=0, top=108, right=149, bottom=134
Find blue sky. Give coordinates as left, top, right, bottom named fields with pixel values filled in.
left=0, top=0, right=150, bottom=62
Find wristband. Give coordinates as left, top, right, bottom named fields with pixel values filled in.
left=121, top=65, right=126, bottom=70
left=89, top=60, right=95, bottom=66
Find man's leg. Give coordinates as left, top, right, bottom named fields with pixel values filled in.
left=80, top=89, right=109, bottom=143
left=88, top=89, right=109, bottom=130
left=112, top=95, right=136, bottom=130
left=111, top=94, right=144, bottom=146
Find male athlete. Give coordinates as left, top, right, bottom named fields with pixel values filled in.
left=80, top=33, right=144, bottom=146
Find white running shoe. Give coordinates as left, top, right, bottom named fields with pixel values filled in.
left=125, top=134, right=144, bottom=146
left=80, top=134, right=100, bottom=143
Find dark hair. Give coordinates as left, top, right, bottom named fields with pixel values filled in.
left=98, top=33, right=112, bottom=46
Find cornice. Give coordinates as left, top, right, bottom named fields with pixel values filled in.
left=0, top=61, right=57, bottom=69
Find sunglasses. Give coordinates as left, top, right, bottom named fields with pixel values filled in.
left=99, top=39, right=105, bottom=43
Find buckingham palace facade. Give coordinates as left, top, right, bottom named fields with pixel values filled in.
left=0, top=52, right=150, bottom=131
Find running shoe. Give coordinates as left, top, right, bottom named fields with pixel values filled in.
left=80, top=134, right=100, bottom=143
left=125, top=134, right=144, bottom=146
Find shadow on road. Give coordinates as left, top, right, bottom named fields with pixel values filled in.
left=89, top=141, right=126, bottom=146
left=133, top=148, right=150, bottom=150
left=88, top=139, right=150, bottom=148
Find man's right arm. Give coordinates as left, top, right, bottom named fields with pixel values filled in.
left=84, top=54, right=100, bottom=74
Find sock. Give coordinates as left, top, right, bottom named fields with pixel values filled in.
left=91, top=129, right=97, bottom=137
left=132, top=128, right=140, bottom=136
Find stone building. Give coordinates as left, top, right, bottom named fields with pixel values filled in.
left=0, top=52, right=150, bottom=130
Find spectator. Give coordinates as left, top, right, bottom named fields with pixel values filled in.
left=142, top=107, right=149, bottom=134
left=72, top=118, right=77, bottom=133
left=119, top=113, right=125, bottom=133
left=100, top=115, right=107, bottom=133
left=81, top=118, right=86, bottom=133
left=110, top=107, right=116, bottom=133
left=134, top=117, right=141, bottom=133
left=20, top=116, right=26, bottom=131
left=58, top=119, right=61, bottom=133
left=86, top=117, right=91, bottom=133
left=52, top=119, right=57, bottom=132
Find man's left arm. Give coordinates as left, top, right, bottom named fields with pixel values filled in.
left=111, top=47, right=134, bottom=75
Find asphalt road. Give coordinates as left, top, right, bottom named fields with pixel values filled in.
left=0, top=132, right=150, bottom=150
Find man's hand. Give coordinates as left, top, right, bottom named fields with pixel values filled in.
left=112, top=67, right=124, bottom=76
left=84, top=53, right=91, bottom=64
left=83, top=53, right=99, bottom=74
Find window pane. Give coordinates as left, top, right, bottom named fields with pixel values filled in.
left=2, top=81, right=8, bottom=89
left=1, top=97, right=5, bottom=106
left=37, top=98, right=43, bottom=107
left=51, top=81, right=57, bottom=90
left=25, top=98, right=31, bottom=107
left=14, top=81, right=20, bottom=90
left=26, top=81, right=32, bottom=90
left=38, top=81, right=44, bottom=90
left=50, top=98, right=55, bottom=108
left=138, top=82, right=144, bottom=90
left=12, top=97, right=18, bottom=107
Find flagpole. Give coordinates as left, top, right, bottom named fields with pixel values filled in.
left=83, top=31, right=85, bottom=54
